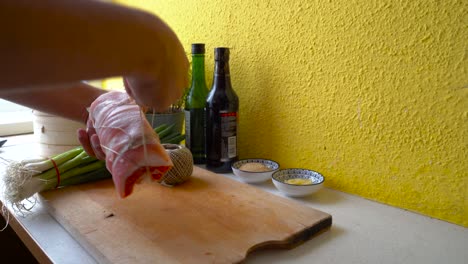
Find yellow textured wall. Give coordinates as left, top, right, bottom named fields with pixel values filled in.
left=117, top=0, right=467, bottom=226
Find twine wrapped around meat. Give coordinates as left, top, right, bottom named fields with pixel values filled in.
left=161, top=144, right=193, bottom=186
left=88, top=91, right=173, bottom=198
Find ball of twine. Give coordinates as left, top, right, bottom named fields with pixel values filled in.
left=160, top=144, right=193, bottom=186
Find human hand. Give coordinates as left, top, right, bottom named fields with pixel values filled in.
left=124, top=25, right=189, bottom=112
left=77, top=117, right=106, bottom=160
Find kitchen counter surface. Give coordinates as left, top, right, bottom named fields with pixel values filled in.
left=0, top=134, right=466, bottom=264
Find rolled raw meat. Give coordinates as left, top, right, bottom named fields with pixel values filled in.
left=88, top=91, right=172, bottom=198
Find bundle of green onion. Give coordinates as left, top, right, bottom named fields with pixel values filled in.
left=1, top=124, right=183, bottom=209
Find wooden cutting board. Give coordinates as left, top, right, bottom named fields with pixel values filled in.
left=40, top=166, right=332, bottom=264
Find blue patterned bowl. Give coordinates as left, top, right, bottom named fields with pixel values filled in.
left=272, top=169, right=324, bottom=197
left=232, top=159, right=280, bottom=183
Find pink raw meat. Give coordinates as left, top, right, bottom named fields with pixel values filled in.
left=89, top=91, right=173, bottom=198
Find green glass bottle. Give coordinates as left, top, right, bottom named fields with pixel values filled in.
left=185, top=43, right=209, bottom=164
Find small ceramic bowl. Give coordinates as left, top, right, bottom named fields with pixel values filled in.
left=272, top=169, right=324, bottom=197
left=231, top=159, right=280, bottom=183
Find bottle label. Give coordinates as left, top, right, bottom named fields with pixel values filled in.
left=220, top=111, right=237, bottom=161
left=184, top=109, right=205, bottom=154
left=184, top=110, right=191, bottom=148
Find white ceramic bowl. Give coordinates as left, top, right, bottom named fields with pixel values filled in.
left=231, top=159, right=280, bottom=183
left=272, top=169, right=324, bottom=197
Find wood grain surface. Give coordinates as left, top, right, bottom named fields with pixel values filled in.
left=40, top=166, right=332, bottom=264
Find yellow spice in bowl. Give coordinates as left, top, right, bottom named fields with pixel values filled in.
left=285, top=178, right=313, bottom=185
left=239, top=162, right=270, bottom=172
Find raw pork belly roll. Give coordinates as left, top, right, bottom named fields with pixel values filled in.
left=89, top=91, right=173, bottom=198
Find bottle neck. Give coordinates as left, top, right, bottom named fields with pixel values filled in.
left=191, top=54, right=206, bottom=87
left=213, top=59, right=231, bottom=89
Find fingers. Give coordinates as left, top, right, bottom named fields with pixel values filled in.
left=77, top=127, right=106, bottom=160
left=123, top=77, right=134, bottom=100
left=77, top=128, right=96, bottom=157
left=90, top=134, right=106, bottom=160
left=123, top=39, right=189, bottom=111
left=124, top=74, right=186, bottom=111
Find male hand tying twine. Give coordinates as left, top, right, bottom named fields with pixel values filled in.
left=0, top=0, right=188, bottom=197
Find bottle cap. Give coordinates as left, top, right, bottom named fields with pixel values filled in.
left=214, top=47, right=230, bottom=61
left=191, top=43, right=205, bottom=54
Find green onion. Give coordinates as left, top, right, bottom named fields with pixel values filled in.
left=154, top=124, right=169, bottom=134
left=154, top=124, right=184, bottom=144
left=44, top=160, right=107, bottom=189
left=22, top=147, right=83, bottom=175
left=58, top=166, right=111, bottom=187
left=2, top=149, right=103, bottom=207
left=37, top=151, right=96, bottom=182
left=157, top=124, right=176, bottom=139
left=165, top=134, right=186, bottom=144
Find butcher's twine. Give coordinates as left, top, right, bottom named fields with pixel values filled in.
left=161, top=144, right=193, bottom=186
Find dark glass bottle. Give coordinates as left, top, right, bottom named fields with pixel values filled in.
left=205, top=47, right=239, bottom=173
left=185, top=43, right=209, bottom=164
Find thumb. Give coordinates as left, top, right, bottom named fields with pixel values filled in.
left=123, top=77, right=135, bottom=100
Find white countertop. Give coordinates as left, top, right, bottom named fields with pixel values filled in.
left=1, top=135, right=467, bottom=264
